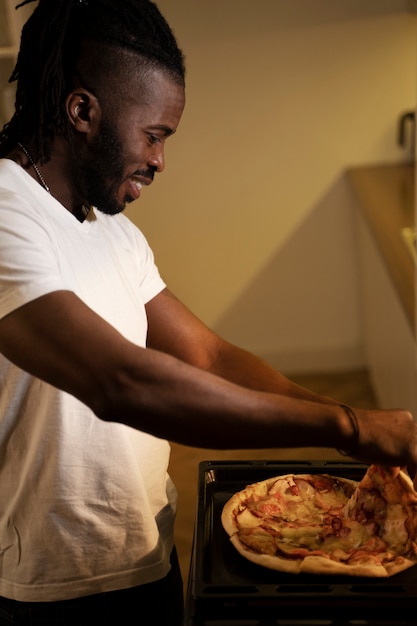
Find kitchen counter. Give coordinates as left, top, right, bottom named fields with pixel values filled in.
left=347, top=163, right=415, bottom=330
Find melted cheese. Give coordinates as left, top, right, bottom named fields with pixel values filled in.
left=382, top=504, right=408, bottom=550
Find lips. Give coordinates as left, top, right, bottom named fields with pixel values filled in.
left=125, top=168, right=154, bottom=201
left=124, top=178, right=140, bottom=200
left=127, top=176, right=151, bottom=200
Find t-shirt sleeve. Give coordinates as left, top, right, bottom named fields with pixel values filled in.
left=0, top=191, right=69, bottom=320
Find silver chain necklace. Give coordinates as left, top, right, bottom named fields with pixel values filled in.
left=17, top=142, right=90, bottom=220
left=18, top=143, right=50, bottom=193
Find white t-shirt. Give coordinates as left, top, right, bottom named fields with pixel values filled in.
left=0, top=159, right=175, bottom=601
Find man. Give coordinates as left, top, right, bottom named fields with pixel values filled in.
left=0, top=1, right=415, bottom=624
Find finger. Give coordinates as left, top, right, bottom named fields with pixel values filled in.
left=407, top=462, right=417, bottom=477
left=381, top=465, right=400, bottom=478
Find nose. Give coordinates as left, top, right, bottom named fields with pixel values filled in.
left=148, top=148, right=165, bottom=173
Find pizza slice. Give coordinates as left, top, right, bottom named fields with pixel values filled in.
left=342, top=465, right=417, bottom=572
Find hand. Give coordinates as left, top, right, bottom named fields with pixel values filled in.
left=351, top=408, right=417, bottom=475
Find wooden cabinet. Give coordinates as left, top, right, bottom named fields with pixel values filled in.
left=356, top=209, right=417, bottom=415
left=348, top=164, right=417, bottom=416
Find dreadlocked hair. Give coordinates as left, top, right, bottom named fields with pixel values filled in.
left=0, top=0, right=186, bottom=163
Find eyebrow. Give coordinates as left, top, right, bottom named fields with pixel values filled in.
left=149, top=124, right=176, bottom=137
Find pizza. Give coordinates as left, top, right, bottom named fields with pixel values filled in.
left=221, top=464, right=417, bottom=577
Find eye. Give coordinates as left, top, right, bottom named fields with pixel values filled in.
left=147, top=133, right=161, bottom=146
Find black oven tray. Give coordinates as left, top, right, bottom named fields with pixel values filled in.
left=185, top=460, right=417, bottom=625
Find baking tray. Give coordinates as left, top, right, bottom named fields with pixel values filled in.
left=184, top=460, right=417, bottom=626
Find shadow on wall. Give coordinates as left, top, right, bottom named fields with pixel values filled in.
left=213, top=173, right=366, bottom=374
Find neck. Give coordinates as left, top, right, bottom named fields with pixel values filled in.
left=18, top=143, right=50, bottom=193
left=15, top=143, right=91, bottom=222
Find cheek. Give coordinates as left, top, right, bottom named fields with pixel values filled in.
left=123, top=134, right=149, bottom=163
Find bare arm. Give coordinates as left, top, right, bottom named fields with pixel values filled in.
left=145, top=290, right=417, bottom=467
left=146, top=290, right=338, bottom=403
left=0, top=288, right=415, bottom=467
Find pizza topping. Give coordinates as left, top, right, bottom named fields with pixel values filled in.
left=238, top=527, right=278, bottom=556
left=235, top=507, right=264, bottom=529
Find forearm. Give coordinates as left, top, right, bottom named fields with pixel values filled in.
left=96, top=348, right=417, bottom=469
left=96, top=345, right=353, bottom=450
left=146, top=290, right=337, bottom=406
left=208, top=341, right=337, bottom=405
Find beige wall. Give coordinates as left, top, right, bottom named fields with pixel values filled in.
left=125, top=0, right=417, bottom=373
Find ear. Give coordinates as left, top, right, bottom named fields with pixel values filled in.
left=65, top=89, right=101, bottom=133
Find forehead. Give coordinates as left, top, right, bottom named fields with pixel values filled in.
left=142, top=68, right=185, bottom=109
left=117, top=68, right=185, bottom=130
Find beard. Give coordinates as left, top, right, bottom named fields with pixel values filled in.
left=70, top=116, right=136, bottom=216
